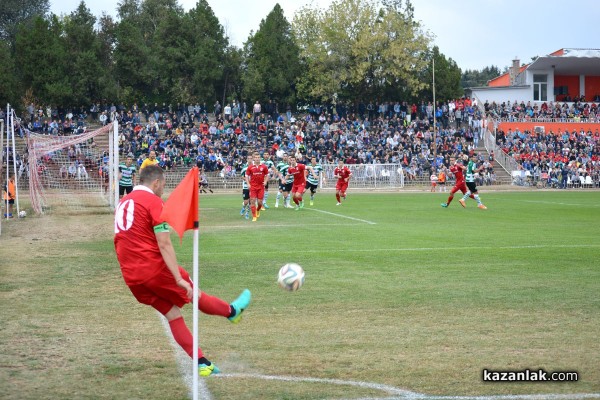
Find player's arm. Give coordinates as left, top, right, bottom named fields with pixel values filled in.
left=345, top=170, right=352, bottom=182
left=307, top=166, right=318, bottom=180
left=245, top=169, right=251, bottom=187
left=155, top=224, right=192, bottom=299
left=263, top=169, right=269, bottom=186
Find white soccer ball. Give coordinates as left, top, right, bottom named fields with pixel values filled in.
left=277, top=263, right=305, bottom=291
left=18, top=210, right=27, bottom=218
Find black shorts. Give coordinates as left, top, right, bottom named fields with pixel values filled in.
left=4, top=198, right=14, bottom=204
left=119, top=185, right=133, bottom=196
left=466, top=181, right=478, bottom=193
left=279, top=182, right=293, bottom=193
left=242, top=188, right=250, bottom=201
left=305, top=182, right=318, bottom=192
left=264, top=182, right=269, bottom=190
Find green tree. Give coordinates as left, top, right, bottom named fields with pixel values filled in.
left=184, top=0, right=228, bottom=105
left=293, top=0, right=430, bottom=104
left=0, top=0, right=49, bottom=44
left=15, top=15, right=70, bottom=107
left=0, top=41, right=19, bottom=106
left=417, top=46, right=462, bottom=102
left=461, top=65, right=501, bottom=89
left=63, top=2, right=110, bottom=107
left=243, top=4, right=300, bottom=108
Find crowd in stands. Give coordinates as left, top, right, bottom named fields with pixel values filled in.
left=109, top=98, right=491, bottom=184
left=496, top=126, right=600, bottom=188
left=484, top=99, right=600, bottom=122
left=3, top=97, right=600, bottom=188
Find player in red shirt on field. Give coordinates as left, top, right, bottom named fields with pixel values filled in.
left=114, top=165, right=251, bottom=377
left=285, top=154, right=317, bottom=210
left=333, top=160, right=352, bottom=205
left=245, top=151, right=270, bottom=222
left=441, top=155, right=474, bottom=208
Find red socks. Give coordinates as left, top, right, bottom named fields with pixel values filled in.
left=198, top=291, right=231, bottom=317
left=168, top=316, right=203, bottom=358
left=336, top=193, right=341, bottom=202
left=250, top=205, right=256, bottom=217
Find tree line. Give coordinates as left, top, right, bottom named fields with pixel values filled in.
left=0, top=0, right=502, bottom=115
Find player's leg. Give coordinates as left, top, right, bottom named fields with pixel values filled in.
left=263, top=182, right=269, bottom=208
left=129, top=278, right=219, bottom=376
left=275, top=185, right=282, bottom=207
left=472, top=188, right=486, bottom=209
left=443, top=185, right=458, bottom=207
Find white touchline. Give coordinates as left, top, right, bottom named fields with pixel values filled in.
left=306, top=208, right=377, bottom=224
left=200, top=243, right=600, bottom=256
left=518, top=200, right=600, bottom=207
left=215, top=373, right=600, bottom=400
left=158, top=313, right=213, bottom=400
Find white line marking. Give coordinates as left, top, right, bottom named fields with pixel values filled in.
left=518, top=200, right=600, bottom=207
left=216, top=373, right=600, bottom=400
left=201, top=243, right=600, bottom=256
left=158, top=313, right=212, bottom=400
left=302, top=207, right=377, bottom=224
left=216, top=373, right=418, bottom=396
left=201, top=223, right=363, bottom=229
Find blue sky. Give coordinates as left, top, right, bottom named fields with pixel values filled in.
left=49, top=0, right=599, bottom=71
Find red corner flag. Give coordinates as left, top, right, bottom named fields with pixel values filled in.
left=160, top=167, right=199, bottom=242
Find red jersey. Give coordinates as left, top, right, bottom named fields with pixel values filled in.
left=334, top=166, right=351, bottom=183
left=114, top=186, right=167, bottom=285
left=245, top=163, right=269, bottom=188
left=450, top=164, right=465, bottom=184
left=288, top=163, right=307, bottom=186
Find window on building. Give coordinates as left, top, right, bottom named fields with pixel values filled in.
left=533, top=74, right=547, bottom=101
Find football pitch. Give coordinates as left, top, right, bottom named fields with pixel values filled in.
left=1, top=191, right=599, bottom=399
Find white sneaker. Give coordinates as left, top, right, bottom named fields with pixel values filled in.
left=336, top=202, right=341, bottom=206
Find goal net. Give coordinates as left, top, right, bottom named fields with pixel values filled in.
left=321, top=163, right=404, bottom=189
left=27, top=122, right=119, bottom=214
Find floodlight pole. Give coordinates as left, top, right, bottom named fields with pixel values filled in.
left=432, top=58, right=437, bottom=166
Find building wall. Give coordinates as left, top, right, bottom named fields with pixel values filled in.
left=471, top=87, right=531, bottom=105
left=585, top=76, right=600, bottom=100
left=554, top=75, right=580, bottom=101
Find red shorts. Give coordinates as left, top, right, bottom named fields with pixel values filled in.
left=249, top=186, right=265, bottom=200
left=336, top=181, right=349, bottom=193
left=451, top=182, right=468, bottom=194
left=292, top=184, right=304, bottom=195
left=128, top=266, right=191, bottom=315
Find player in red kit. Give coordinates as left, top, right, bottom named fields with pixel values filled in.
left=285, top=155, right=316, bottom=210
left=114, top=165, right=251, bottom=377
left=333, top=160, right=352, bottom=205
left=245, top=152, right=269, bottom=222
left=441, top=155, right=474, bottom=208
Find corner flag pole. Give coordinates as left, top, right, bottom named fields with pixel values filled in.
left=192, top=221, right=199, bottom=400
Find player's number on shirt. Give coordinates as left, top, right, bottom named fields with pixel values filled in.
left=114, top=199, right=135, bottom=233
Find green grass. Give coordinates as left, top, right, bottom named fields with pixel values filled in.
left=1, top=191, right=599, bottom=399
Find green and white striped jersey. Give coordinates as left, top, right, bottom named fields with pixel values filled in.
left=307, top=163, right=323, bottom=185
left=118, top=163, right=137, bottom=186
left=277, top=161, right=293, bottom=184
left=241, top=163, right=249, bottom=189
left=465, top=160, right=476, bottom=183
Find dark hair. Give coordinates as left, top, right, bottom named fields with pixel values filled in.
left=139, top=165, right=164, bottom=184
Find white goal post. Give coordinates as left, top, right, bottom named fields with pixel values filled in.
left=27, top=121, right=120, bottom=214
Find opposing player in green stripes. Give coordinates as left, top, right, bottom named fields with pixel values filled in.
left=304, top=156, right=325, bottom=206
left=118, top=156, right=137, bottom=198
left=239, top=155, right=252, bottom=219
left=275, top=153, right=293, bottom=208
